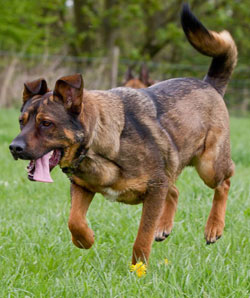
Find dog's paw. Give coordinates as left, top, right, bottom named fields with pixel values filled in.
left=205, top=218, right=224, bottom=244
left=154, top=226, right=172, bottom=242
left=68, top=219, right=95, bottom=249
left=72, top=233, right=94, bottom=249
left=71, top=228, right=95, bottom=249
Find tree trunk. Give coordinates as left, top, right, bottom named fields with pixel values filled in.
left=102, top=0, right=117, bottom=52
left=73, top=0, right=96, bottom=54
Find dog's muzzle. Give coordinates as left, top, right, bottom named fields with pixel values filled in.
left=9, top=138, right=27, bottom=160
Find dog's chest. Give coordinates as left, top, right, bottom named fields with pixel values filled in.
left=100, top=187, right=143, bottom=204
left=70, top=173, right=145, bottom=204
left=102, top=187, right=125, bottom=202
left=69, top=153, right=148, bottom=204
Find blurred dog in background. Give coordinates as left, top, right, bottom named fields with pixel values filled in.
left=123, top=64, right=155, bottom=88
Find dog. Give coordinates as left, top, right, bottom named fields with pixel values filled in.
left=9, top=4, right=237, bottom=265
left=123, top=64, right=154, bottom=88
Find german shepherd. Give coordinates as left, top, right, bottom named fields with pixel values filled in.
left=9, top=4, right=237, bottom=265
left=123, top=64, right=154, bottom=88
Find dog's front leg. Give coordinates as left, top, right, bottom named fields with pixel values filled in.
left=68, top=183, right=95, bottom=249
left=132, top=182, right=168, bottom=264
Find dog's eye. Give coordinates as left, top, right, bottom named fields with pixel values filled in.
left=19, top=119, right=24, bottom=127
left=40, top=120, right=52, bottom=127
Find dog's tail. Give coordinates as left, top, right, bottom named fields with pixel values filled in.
left=181, top=4, right=237, bottom=96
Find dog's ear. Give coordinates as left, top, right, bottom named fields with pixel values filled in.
left=125, top=66, right=134, bottom=82
left=54, top=74, right=84, bottom=114
left=139, top=64, right=150, bottom=86
left=23, top=78, right=49, bottom=103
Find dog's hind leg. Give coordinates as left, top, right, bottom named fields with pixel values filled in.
left=68, top=183, right=95, bottom=249
left=154, top=185, right=179, bottom=241
left=194, top=129, right=234, bottom=244
left=204, top=178, right=231, bottom=244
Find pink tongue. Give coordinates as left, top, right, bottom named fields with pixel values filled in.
left=33, top=152, right=53, bottom=183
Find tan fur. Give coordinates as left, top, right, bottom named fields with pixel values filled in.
left=189, top=30, right=236, bottom=58
left=183, top=13, right=237, bottom=96
left=123, top=64, right=154, bottom=89
left=124, top=78, right=147, bottom=89
left=68, top=184, right=94, bottom=249
left=60, top=144, right=82, bottom=168
left=155, top=185, right=179, bottom=240
left=205, top=179, right=231, bottom=243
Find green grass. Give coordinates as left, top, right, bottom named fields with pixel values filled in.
left=0, top=109, right=250, bottom=297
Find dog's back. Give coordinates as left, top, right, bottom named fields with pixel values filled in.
left=111, top=4, right=237, bottom=175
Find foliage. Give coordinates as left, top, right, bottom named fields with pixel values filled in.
left=0, top=0, right=249, bottom=110
left=0, top=0, right=66, bottom=54
left=0, top=0, right=250, bottom=62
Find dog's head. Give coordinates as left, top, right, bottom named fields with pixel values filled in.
left=123, top=64, right=154, bottom=89
left=9, top=74, right=85, bottom=182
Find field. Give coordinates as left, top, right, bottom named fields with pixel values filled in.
left=0, top=109, right=250, bottom=297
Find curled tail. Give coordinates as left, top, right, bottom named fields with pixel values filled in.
left=181, top=3, right=237, bottom=96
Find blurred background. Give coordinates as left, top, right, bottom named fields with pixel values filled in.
left=0, top=0, right=249, bottom=114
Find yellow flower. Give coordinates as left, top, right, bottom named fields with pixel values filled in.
left=130, top=262, right=147, bottom=277
left=164, top=258, right=171, bottom=265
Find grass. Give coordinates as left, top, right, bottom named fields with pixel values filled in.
left=0, top=108, right=250, bottom=297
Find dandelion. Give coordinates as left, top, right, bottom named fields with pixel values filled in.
left=164, top=258, right=169, bottom=265
left=130, top=262, right=147, bottom=277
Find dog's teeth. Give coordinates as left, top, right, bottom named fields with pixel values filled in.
left=27, top=160, right=35, bottom=173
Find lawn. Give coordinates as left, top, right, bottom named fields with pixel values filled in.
left=0, top=109, right=249, bottom=297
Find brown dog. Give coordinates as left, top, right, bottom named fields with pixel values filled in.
left=9, top=4, right=237, bottom=265
left=123, top=64, right=154, bottom=88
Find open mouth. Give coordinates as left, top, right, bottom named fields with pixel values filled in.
left=27, top=149, right=62, bottom=183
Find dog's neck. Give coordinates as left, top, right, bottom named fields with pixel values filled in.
left=79, top=90, right=125, bottom=160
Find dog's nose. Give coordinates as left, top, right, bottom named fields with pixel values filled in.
left=9, top=139, right=26, bottom=155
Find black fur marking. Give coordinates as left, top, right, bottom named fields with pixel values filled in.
left=53, top=91, right=63, bottom=99
left=21, top=92, right=53, bottom=113
left=124, top=110, right=153, bottom=142
left=181, top=4, right=236, bottom=97
left=69, top=115, right=84, bottom=132
left=207, top=54, right=229, bottom=78
left=98, top=152, right=123, bottom=170
left=149, top=78, right=210, bottom=99
left=139, top=88, right=165, bottom=118
left=21, top=99, right=31, bottom=112
left=181, top=3, right=209, bottom=37
left=181, top=3, right=214, bottom=57
left=62, top=167, right=70, bottom=173
left=111, top=88, right=156, bottom=143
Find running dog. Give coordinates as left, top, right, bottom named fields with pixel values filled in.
left=9, top=4, right=237, bottom=265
